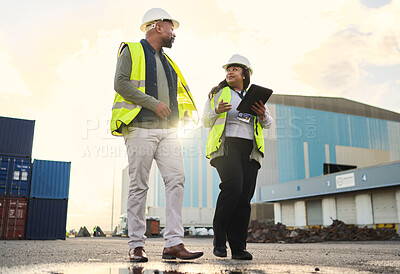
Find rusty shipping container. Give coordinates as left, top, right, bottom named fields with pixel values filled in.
left=0, top=197, right=28, bottom=239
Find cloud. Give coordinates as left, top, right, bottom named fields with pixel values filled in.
left=361, top=0, right=392, bottom=9
left=25, top=29, right=129, bottom=230
left=212, top=1, right=400, bottom=113
left=294, top=29, right=367, bottom=95
left=209, top=0, right=350, bottom=95
left=2, top=0, right=399, bottom=231
left=291, top=1, right=400, bottom=112
left=0, top=50, right=32, bottom=96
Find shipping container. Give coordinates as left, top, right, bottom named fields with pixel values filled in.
left=0, top=156, right=31, bottom=197
left=30, top=160, right=71, bottom=199
left=0, top=197, right=28, bottom=239
left=0, top=116, right=35, bottom=158
left=25, top=198, right=68, bottom=240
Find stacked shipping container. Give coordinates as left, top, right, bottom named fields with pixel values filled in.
left=0, top=117, right=35, bottom=158
left=0, top=157, right=32, bottom=197
left=26, top=160, right=71, bottom=240
left=0, top=197, right=28, bottom=239
left=0, top=117, right=34, bottom=239
left=0, top=116, right=71, bottom=240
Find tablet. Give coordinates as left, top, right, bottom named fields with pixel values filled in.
left=236, top=84, right=273, bottom=115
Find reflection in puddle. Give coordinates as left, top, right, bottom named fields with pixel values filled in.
left=128, top=265, right=265, bottom=274
left=0, top=262, right=367, bottom=274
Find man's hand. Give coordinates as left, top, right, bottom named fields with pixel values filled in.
left=155, top=102, right=171, bottom=119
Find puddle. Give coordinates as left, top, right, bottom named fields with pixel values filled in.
left=0, top=262, right=368, bottom=273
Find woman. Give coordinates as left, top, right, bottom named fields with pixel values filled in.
left=202, top=54, right=273, bottom=260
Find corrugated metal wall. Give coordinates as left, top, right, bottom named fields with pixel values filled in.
left=147, top=127, right=221, bottom=210
left=0, top=197, right=28, bottom=239
left=1, top=116, right=71, bottom=240
left=135, top=100, right=400, bottom=225
left=275, top=187, right=400, bottom=227
left=281, top=202, right=295, bottom=226
left=388, top=120, right=400, bottom=161
left=120, top=166, right=129, bottom=216
left=256, top=104, right=400, bottom=194
left=1, top=116, right=34, bottom=240
left=335, top=146, right=390, bottom=168
left=0, top=117, right=35, bottom=158
left=306, top=199, right=323, bottom=225
left=336, top=195, right=357, bottom=224
left=256, top=104, right=279, bottom=200
left=0, top=156, right=31, bottom=197
left=25, top=198, right=68, bottom=240
left=30, top=160, right=71, bottom=199
left=372, top=191, right=397, bottom=224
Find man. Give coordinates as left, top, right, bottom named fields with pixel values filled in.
left=110, top=8, right=202, bottom=262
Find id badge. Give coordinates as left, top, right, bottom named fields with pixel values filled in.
left=237, top=112, right=252, bottom=123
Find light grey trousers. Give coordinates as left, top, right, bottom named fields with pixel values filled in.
left=123, top=126, right=185, bottom=249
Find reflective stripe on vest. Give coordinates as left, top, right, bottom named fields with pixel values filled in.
left=206, top=86, right=231, bottom=158
left=110, top=42, right=145, bottom=136
left=164, top=54, right=197, bottom=121
left=110, top=42, right=197, bottom=136
left=254, top=116, right=265, bottom=156
left=205, top=86, right=265, bottom=158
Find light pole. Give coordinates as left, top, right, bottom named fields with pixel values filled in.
left=111, top=164, right=115, bottom=235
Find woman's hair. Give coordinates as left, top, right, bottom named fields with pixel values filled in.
left=208, top=64, right=251, bottom=99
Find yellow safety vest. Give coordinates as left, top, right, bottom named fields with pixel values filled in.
left=110, top=42, right=197, bottom=136
left=206, top=86, right=265, bottom=158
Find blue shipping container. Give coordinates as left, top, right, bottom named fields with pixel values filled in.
left=0, top=156, right=31, bottom=197
left=30, top=160, right=71, bottom=199
left=0, top=116, right=35, bottom=158
left=25, top=198, right=68, bottom=240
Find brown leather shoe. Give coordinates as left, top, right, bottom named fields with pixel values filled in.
left=162, top=243, right=203, bottom=260
left=129, top=247, right=148, bottom=262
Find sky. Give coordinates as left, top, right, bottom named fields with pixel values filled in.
left=1, top=0, right=399, bottom=232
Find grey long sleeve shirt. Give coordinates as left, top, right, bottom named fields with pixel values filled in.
left=114, top=46, right=173, bottom=128
left=114, top=47, right=159, bottom=112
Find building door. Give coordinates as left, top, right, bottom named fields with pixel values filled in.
left=306, top=199, right=323, bottom=225
left=336, top=196, right=356, bottom=224
left=372, top=191, right=398, bottom=224
left=281, top=202, right=295, bottom=226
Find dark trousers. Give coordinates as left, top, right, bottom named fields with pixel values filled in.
left=212, top=137, right=259, bottom=253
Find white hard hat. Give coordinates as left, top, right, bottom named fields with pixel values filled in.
left=222, top=54, right=253, bottom=75
left=140, top=8, right=180, bottom=32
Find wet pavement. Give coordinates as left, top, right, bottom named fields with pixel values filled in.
left=1, top=237, right=400, bottom=273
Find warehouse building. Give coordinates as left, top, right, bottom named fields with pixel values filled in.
left=261, top=161, right=400, bottom=228
left=120, top=94, right=400, bottom=229
left=258, top=95, right=400, bottom=230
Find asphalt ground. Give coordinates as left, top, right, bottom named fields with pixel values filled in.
left=1, top=237, right=400, bottom=273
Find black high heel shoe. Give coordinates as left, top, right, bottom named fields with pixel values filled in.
left=213, top=246, right=227, bottom=257
left=232, top=250, right=252, bottom=260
